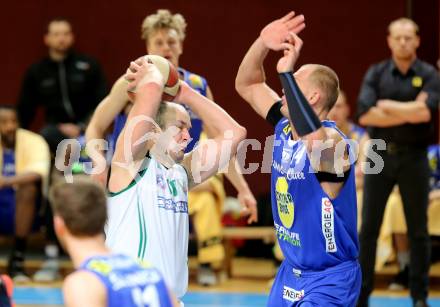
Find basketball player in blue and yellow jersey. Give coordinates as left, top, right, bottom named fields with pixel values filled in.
left=49, top=176, right=178, bottom=307
left=236, top=12, right=361, bottom=306
left=86, top=9, right=257, bottom=285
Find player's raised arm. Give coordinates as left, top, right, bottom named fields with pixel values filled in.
left=235, top=12, right=305, bottom=121
left=85, top=76, right=130, bottom=145
left=176, top=82, right=246, bottom=188
left=111, top=58, right=164, bottom=171
left=276, top=35, right=349, bottom=174
left=85, top=75, right=131, bottom=184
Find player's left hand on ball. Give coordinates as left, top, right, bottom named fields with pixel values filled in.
left=238, top=190, right=258, bottom=224
left=125, top=57, right=164, bottom=93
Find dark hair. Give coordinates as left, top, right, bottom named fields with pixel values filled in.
left=47, top=17, right=72, bottom=33
left=49, top=176, right=107, bottom=237
left=0, top=104, right=16, bottom=112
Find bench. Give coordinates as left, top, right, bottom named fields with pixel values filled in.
left=222, top=226, right=276, bottom=277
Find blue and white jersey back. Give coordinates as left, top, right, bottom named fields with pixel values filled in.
left=80, top=254, right=173, bottom=307
left=271, top=119, right=359, bottom=271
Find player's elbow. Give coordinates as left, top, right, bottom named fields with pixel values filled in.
left=236, top=125, right=247, bottom=142
left=231, top=125, right=247, bottom=148
left=235, top=77, right=248, bottom=99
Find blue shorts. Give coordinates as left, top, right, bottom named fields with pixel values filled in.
left=268, top=260, right=361, bottom=306
left=0, top=188, right=15, bottom=234
left=0, top=187, right=41, bottom=235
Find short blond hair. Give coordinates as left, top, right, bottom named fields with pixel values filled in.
left=308, top=64, right=340, bottom=112
left=141, top=9, right=187, bottom=42
left=388, top=18, right=419, bottom=35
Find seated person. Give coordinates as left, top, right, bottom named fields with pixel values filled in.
left=0, top=106, right=50, bottom=282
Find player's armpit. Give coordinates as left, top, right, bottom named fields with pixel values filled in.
left=240, top=83, right=281, bottom=120
left=181, top=139, right=222, bottom=190
left=308, top=127, right=351, bottom=175
left=182, top=135, right=244, bottom=190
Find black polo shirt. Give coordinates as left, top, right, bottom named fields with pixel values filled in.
left=357, top=58, right=440, bottom=147
left=17, top=51, right=108, bottom=128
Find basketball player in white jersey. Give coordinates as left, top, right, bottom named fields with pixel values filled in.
left=105, top=58, right=246, bottom=301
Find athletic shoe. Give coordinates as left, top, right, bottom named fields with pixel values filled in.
left=197, top=264, right=218, bottom=286
left=388, top=266, right=409, bottom=291
left=7, top=255, right=30, bottom=284
left=33, top=259, right=61, bottom=282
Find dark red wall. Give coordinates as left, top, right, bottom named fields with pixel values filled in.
left=2, top=0, right=438, bottom=197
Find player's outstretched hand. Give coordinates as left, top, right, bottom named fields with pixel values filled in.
left=124, top=57, right=164, bottom=94
left=260, top=11, right=305, bottom=51
left=238, top=190, right=258, bottom=224
left=276, top=33, right=303, bottom=73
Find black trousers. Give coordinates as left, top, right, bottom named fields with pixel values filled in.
left=357, top=148, right=431, bottom=305
left=40, top=124, right=67, bottom=243
left=40, top=124, right=67, bottom=155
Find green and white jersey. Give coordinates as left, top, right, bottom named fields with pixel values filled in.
left=105, top=156, right=189, bottom=299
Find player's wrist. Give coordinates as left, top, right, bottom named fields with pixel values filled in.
left=137, top=81, right=163, bottom=94
left=256, top=35, right=272, bottom=51
left=278, top=71, right=294, bottom=76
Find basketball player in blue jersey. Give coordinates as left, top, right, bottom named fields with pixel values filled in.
left=236, top=12, right=361, bottom=306
left=49, top=176, right=179, bottom=307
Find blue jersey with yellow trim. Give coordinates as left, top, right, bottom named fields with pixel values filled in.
left=347, top=122, right=366, bottom=144
left=110, top=113, right=127, bottom=154
left=271, top=119, right=358, bottom=271
left=79, top=254, right=173, bottom=307
left=109, top=68, right=208, bottom=153
left=428, top=144, right=440, bottom=190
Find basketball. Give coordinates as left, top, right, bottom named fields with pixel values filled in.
left=144, top=55, right=181, bottom=101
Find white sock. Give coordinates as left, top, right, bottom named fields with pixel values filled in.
left=45, top=244, right=59, bottom=259
left=397, top=251, right=410, bottom=270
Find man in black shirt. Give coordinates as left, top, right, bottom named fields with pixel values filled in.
left=357, top=18, right=440, bottom=307
left=15, top=18, right=107, bottom=282
left=17, top=18, right=107, bottom=152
